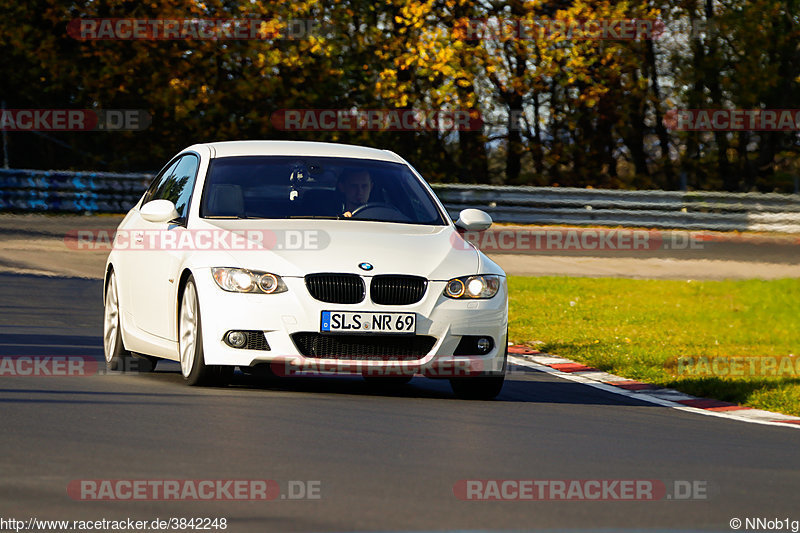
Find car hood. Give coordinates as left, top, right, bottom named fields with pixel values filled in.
left=196, top=219, right=480, bottom=279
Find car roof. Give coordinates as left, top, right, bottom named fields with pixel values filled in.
left=188, top=140, right=405, bottom=163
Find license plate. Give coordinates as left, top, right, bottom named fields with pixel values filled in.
left=320, top=311, right=416, bottom=334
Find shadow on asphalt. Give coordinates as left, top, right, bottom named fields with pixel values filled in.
left=0, top=332, right=655, bottom=407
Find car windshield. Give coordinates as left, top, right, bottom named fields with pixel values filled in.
left=200, top=156, right=447, bottom=225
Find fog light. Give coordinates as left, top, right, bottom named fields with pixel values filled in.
left=476, top=337, right=491, bottom=353
left=453, top=335, right=494, bottom=356
left=226, top=331, right=247, bottom=348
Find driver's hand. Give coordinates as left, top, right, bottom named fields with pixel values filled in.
left=343, top=211, right=353, bottom=217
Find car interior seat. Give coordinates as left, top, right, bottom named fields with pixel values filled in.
left=206, top=184, right=244, bottom=217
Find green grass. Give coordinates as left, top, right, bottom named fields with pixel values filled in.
left=508, top=276, right=800, bottom=416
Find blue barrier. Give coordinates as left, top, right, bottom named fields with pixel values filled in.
left=0, top=168, right=151, bottom=213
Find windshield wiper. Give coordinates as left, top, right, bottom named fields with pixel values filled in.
left=286, top=215, right=342, bottom=220
left=204, top=215, right=251, bottom=219
left=343, top=217, right=414, bottom=224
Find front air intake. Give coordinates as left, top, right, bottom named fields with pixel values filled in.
left=291, top=333, right=436, bottom=360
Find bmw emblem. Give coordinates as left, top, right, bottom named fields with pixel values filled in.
left=358, top=262, right=373, bottom=271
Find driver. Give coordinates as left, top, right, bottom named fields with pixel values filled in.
left=337, top=169, right=373, bottom=217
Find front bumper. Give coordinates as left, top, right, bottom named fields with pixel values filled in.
left=193, top=268, right=508, bottom=376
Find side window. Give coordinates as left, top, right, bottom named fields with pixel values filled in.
left=142, top=159, right=179, bottom=206
left=145, top=154, right=200, bottom=220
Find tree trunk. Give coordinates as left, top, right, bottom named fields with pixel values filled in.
left=645, top=37, right=674, bottom=188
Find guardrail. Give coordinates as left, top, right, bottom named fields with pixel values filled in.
left=433, top=184, right=800, bottom=233
left=2, top=168, right=799, bottom=233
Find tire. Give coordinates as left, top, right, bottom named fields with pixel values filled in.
left=103, top=271, right=133, bottom=371
left=179, top=277, right=231, bottom=387
left=449, top=333, right=507, bottom=400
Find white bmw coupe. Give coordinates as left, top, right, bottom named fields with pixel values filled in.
left=104, top=141, right=508, bottom=399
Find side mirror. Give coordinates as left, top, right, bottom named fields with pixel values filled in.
left=455, top=208, right=492, bottom=231
left=140, top=199, right=179, bottom=223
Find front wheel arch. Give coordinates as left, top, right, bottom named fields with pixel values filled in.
left=178, top=273, right=230, bottom=387
left=103, top=269, right=132, bottom=370
left=175, top=268, right=196, bottom=343
left=103, top=263, right=115, bottom=301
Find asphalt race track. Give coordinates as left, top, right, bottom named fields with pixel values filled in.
left=0, top=273, right=798, bottom=532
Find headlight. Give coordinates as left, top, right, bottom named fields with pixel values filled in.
left=443, top=275, right=501, bottom=299
left=212, top=268, right=287, bottom=294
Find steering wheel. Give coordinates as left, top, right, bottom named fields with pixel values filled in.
left=349, top=202, right=410, bottom=222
